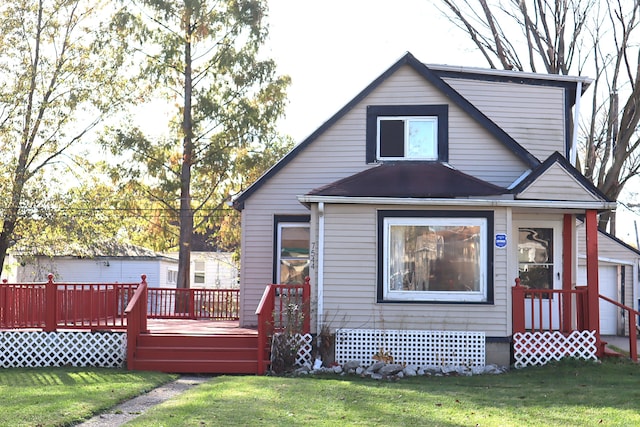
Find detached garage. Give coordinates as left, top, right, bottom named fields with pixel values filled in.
left=577, top=222, right=640, bottom=337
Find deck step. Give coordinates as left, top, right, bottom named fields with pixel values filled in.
left=131, top=333, right=268, bottom=374
left=132, top=359, right=266, bottom=374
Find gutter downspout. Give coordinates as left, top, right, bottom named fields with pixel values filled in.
left=316, top=202, right=325, bottom=341
left=571, top=81, right=582, bottom=166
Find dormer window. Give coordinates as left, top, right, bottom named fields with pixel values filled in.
left=379, top=117, right=438, bottom=160
left=367, top=105, right=448, bottom=163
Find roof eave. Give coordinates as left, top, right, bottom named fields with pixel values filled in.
left=297, top=195, right=617, bottom=211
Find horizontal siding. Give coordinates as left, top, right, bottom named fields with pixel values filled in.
left=321, top=205, right=510, bottom=336
left=17, top=258, right=162, bottom=287
left=518, top=165, right=600, bottom=201
left=443, top=78, right=566, bottom=162
left=240, top=64, right=550, bottom=326
left=576, top=222, right=640, bottom=266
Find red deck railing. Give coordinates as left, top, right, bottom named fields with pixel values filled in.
left=147, top=288, right=239, bottom=320
left=512, top=278, right=639, bottom=362
left=0, top=274, right=141, bottom=331
left=255, top=277, right=311, bottom=375
left=512, top=279, right=588, bottom=334
left=598, top=294, right=639, bottom=361
left=124, top=277, right=149, bottom=370
left=0, top=276, right=240, bottom=331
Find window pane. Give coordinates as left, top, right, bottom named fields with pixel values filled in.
left=407, top=119, right=437, bottom=159
left=518, top=265, right=553, bottom=291
left=194, top=272, right=205, bottom=284
left=281, top=226, right=309, bottom=258
left=379, top=120, right=404, bottom=157
left=518, top=227, right=554, bottom=292
left=389, top=224, right=481, bottom=292
left=280, top=259, right=310, bottom=284
left=277, top=222, right=310, bottom=285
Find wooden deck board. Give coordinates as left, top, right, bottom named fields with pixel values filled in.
left=146, top=319, right=257, bottom=335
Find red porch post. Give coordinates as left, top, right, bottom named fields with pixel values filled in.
left=512, top=278, right=525, bottom=334
left=585, top=209, right=601, bottom=354
left=562, top=214, right=573, bottom=332
left=44, top=274, right=57, bottom=332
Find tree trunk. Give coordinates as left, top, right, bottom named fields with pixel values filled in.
left=177, top=22, right=194, bottom=295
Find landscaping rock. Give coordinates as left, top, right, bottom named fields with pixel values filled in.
left=343, top=360, right=360, bottom=371
left=403, top=366, right=417, bottom=377
left=297, top=359, right=508, bottom=380
left=379, top=364, right=404, bottom=376
left=366, top=362, right=386, bottom=373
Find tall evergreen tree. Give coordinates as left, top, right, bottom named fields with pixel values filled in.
left=108, top=0, right=290, bottom=289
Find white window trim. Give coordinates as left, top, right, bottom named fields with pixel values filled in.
left=276, top=222, right=310, bottom=285
left=377, top=116, right=438, bottom=161
left=382, top=216, right=488, bottom=302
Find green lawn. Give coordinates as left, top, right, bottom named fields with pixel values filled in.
left=0, top=367, right=176, bottom=427
left=1, top=359, right=639, bottom=426
left=127, top=359, right=640, bottom=427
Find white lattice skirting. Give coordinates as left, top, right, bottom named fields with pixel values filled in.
left=293, top=333, right=313, bottom=367
left=335, top=329, right=485, bottom=368
left=513, top=330, right=598, bottom=368
left=0, top=331, right=127, bottom=368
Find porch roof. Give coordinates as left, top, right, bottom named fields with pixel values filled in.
left=306, top=162, right=507, bottom=198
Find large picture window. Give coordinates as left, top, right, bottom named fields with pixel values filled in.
left=274, top=216, right=310, bottom=285
left=378, top=211, right=493, bottom=303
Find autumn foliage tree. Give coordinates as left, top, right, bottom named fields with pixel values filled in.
left=439, top=0, right=640, bottom=232
left=107, top=0, right=290, bottom=289
left=0, top=0, right=134, bottom=276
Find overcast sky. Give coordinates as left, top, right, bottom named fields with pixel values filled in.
left=265, top=0, right=486, bottom=141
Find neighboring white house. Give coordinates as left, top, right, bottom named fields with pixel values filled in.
left=3, top=240, right=178, bottom=288
left=164, top=251, right=239, bottom=289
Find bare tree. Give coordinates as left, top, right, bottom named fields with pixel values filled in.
left=439, top=0, right=640, bottom=232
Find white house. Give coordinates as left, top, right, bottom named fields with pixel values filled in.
left=4, top=240, right=178, bottom=288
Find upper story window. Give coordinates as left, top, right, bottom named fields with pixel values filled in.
left=367, top=105, right=448, bottom=163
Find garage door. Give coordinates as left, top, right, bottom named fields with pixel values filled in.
left=578, top=265, right=619, bottom=335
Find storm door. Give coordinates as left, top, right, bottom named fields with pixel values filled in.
left=517, top=223, right=562, bottom=330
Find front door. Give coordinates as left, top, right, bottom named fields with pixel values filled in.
left=516, top=222, right=562, bottom=330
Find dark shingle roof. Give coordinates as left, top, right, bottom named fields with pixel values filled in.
left=307, top=162, right=506, bottom=198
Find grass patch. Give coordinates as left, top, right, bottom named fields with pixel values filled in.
left=127, top=359, right=640, bottom=427
left=0, top=367, right=176, bottom=426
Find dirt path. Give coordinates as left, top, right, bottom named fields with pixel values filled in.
left=76, top=375, right=210, bottom=427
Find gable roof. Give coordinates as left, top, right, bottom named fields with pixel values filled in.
left=12, top=239, right=168, bottom=260
left=307, top=162, right=507, bottom=198
left=234, top=52, right=555, bottom=210
left=511, top=152, right=612, bottom=202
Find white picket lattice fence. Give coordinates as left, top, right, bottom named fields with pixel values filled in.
left=0, top=331, right=127, bottom=368
left=513, top=330, right=597, bottom=368
left=335, top=329, right=485, bottom=368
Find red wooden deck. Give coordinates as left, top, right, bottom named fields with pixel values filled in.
left=145, top=319, right=257, bottom=335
